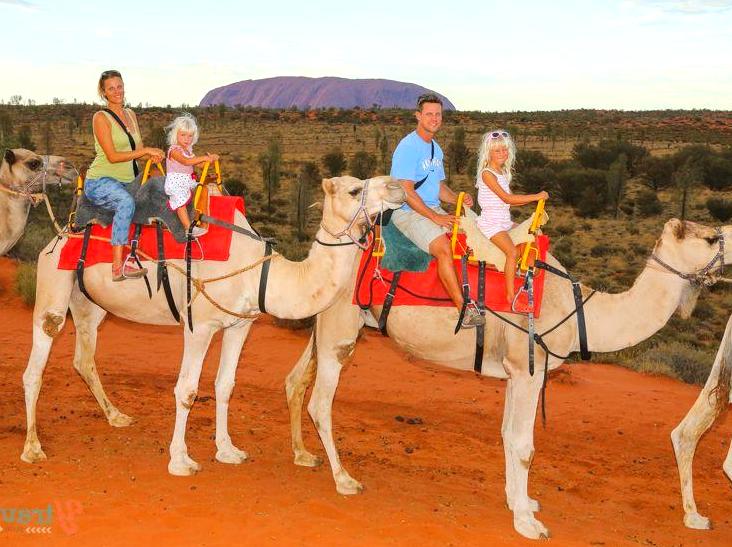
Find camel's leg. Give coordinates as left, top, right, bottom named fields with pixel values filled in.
left=21, top=258, right=75, bottom=463
left=502, top=371, right=549, bottom=539
left=285, top=332, right=322, bottom=467
left=214, top=322, right=252, bottom=465
left=671, top=323, right=732, bottom=530
left=168, top=323, right=216, bottom=476
left=68, top=287, right=132, bottom=427
left=306, top=293, right=362, bottom=494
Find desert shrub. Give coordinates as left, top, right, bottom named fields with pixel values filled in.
left=322, top=149, right=347, bottom=177
left=590, top=244, right=613, bottom=257
left=15, top=262, right=36, bottom=306
left=8, top=221, right=55, bottom=262
left=349, top=151, right=377, bottom=179
left=551, top=239, right=576, bottom=268
left=555, top=167, right=606, bottom=209
left=225, top=178, right=248, bottom=197
left=702, top=155, right=732, bottom=190
left=640, top=156, right=675, bottom=191
left=635, top=188, right=663, bottom=217
left=636, top=341, right=713, bottom=385
left=516, top=150, right=550, bottom=171
left=691, top=300, right=714, bottom=321
left=554, top=224, right=575, bottom=237
left=514, top=166, right=554, bottom=194
left=572, top=139, right=648, bottom=176
left=706, top=197, right=732, bottom=222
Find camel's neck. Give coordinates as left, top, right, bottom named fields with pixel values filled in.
left=582, top=265, right=689, bottom=352
left=0, top=190, right=31, bottom=255
left=263, top=226, right=361, bottom=319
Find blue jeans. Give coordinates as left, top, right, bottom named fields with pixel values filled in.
left=84, top=177, right=135, bottom=246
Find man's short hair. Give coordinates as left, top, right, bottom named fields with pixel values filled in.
left=416, top=93, right=443, bottom=111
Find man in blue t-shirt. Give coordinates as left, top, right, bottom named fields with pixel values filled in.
left=389, top=94, right=485, bottom=329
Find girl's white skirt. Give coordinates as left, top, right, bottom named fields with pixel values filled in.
left=165, top=172, right=197, bottom=210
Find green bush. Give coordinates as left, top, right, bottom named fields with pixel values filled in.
left=635, top=188, right=663, bottom=217
left=590, top=244, right=613, bottom=257
left=551, top=239, right=577, bottom=269
left=706, top=197, right=732, bottom=222
left=636, top=341, right=713, bottom=385
left=15, top=262, right=36, bottom=306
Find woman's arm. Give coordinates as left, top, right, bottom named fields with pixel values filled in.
left=480, top=170, right=548, bottom=206
left=169, top=148, right=219, bottom=166
left=93, top=112, right=162, bottom=163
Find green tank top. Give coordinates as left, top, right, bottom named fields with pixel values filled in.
left=86, top=109, right=141, bottom=183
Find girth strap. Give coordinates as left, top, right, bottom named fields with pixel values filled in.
left=185, top=224, right=194, bottom=331
left=156, top=222, right=180, bottom=323
left=76, top=224, right=97, bottom=305
left=526, top=271, right=536, bottom=376
left=198, top=213, right=264, bottom=242
left=474, top=261, right=487, bottom=373
left=378, top=271, right=401, bottom=336
left=129, top=224, right=152, bottom=299
left=258, top=241, right=274, bottom=313
left=454, top=255, right=471, bottom=334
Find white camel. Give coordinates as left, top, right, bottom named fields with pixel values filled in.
left=21, top=175, right=404, bottom=476
left=285, top=218, right=732, bottom=539
left=671, top=312, right=732, bottom=530
left=0, top=148, right=75, bottom=256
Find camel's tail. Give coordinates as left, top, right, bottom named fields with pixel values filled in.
left=708, top=315, right=732, bottom=414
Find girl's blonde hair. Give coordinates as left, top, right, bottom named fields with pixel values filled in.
left=166, top=113, right=199, bottom=147
left=475, top=129, right=516, bottom=187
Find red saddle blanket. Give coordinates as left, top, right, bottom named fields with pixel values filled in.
left=58, top=196, right=246, bottom=270
left=354, top=234, right=549, bottom=317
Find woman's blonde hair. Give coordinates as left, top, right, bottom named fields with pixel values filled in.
left=166, top=113, right=199, bottom=147
left=97, top=69, right=122, bottom=101
left=475, top=129, right=516, bottom=187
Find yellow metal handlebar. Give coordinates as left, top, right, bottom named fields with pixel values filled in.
left=450, top=192, right=468, bottom=259
left=140, top=159, right=165, bottom=186
left=518, top=199, right=546, bottom=273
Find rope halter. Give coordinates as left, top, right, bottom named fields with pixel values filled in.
left=319, top=178, right=375, bottom=250
left=649, top=227, right=726, bottom=288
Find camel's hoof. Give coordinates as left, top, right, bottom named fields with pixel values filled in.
left=684, top=512, right=712, bottom=530
left=20, top=445, right=47, bottom=464
left=294, top=451, right=323, bottom=468
left=335, top=471, right=364, bottom=495
left=108, top=412, right=134, bottom=427
left=168, top=458, right=201, bottom=476
left=514, top=514, right=550, bottom=540
left=215, top=446, right=248, bottom=465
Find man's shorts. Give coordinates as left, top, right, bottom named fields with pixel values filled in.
left=391, top=205, right=449, bottom=253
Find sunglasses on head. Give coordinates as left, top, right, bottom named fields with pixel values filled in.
left=488, top=131, right=510, bottom=140
left=101, top=70, right=121, bottom=79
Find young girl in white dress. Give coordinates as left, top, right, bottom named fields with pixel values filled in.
left=164, top=114, right=219, bottom=237
left=475, top=130, right=548, bottom=306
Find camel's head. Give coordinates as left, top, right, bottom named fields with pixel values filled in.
left=0, top=148, right=77, bottom=194
left=320, top=175, right=405, bottom=246
left=653, top=218, right=732, bottom=317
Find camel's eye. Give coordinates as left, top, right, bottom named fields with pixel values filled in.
left=349, top=188, right=361, bottom=197
left=26, top=159, right=42, bottom=171
left=704, top=235, right=720, bottom=245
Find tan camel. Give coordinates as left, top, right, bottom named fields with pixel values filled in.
left=671, top=312, right=732, bottom=530
left=285, top=218, right=732, bottom=540
left=0, top=148, right=75, bottom=256
left=21, top=175, right=404, bottom=476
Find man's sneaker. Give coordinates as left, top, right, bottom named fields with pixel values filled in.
left=112, top=263, right=148, bottom=282
left=461, top=305, right=486, bottom=329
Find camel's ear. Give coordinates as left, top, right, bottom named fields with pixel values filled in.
left=322, top=177, right=336, bottom=195
left=4, top=149, right=15, bottom=166
left=666, top=218, right=686, bottom=240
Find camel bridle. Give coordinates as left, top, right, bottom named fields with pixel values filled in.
left=649, top=227, right=726, bottom=287
left=0, top=154, right=76, bottom=202
left=318, top=178, right=375, bottom=250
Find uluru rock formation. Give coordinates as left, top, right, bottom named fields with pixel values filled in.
left=199, top=76, right=455, bottom=110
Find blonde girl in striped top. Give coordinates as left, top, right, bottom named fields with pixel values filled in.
left=475, top=130, right=548, bottom=305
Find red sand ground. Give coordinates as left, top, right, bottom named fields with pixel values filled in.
left=0, top=257, right=730, bottom=546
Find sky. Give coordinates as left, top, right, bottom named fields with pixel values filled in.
left=1, top=0, right=731, bottom=111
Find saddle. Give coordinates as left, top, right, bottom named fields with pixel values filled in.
left=73, top=174, right=195, bottom=243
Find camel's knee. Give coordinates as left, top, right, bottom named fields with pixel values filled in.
left=175, top=386, right=198, bottom=409
left=40, top=312, right=65, bottom=338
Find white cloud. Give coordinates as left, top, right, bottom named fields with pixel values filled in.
left=630, top=0, right=732, bottom=14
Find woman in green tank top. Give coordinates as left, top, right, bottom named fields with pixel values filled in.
left=84, top=70, right=164, bottom=281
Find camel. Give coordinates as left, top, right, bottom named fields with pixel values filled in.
left=285, top=218, right=732, bottom=539
left=671, top=311, right=732, bottom=530
left=0, top=148, right=76, bottom=256
left=21, top=175, right=405, bottom=477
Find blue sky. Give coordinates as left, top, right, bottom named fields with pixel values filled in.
left=1, top=0, right=731, bottom=111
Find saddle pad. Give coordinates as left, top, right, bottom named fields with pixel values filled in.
left=354, top=235, right=550, bottom=317
left=58, top=196, right=246, bottom=270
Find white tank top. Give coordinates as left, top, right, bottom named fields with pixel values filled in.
left=476, top=167, right=511, bottom=228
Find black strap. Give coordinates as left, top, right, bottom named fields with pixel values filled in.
left=102, top=108, right=139, bottom=177
left=526, top=271, right=536, bottom=376
left=474, top=261, right=486, bottom=373
left=454, top=255, right=471, bottom=334
left=378, top=271, right=401, bottom=336
left=76, top=224, right=97, bottom=305
left=198, top=213, right=265, bottom=242
left=185, top=224, right=194, bottom=331
left=156, top=222, right=180, bottom=323
left=258, top=241, right=274, bottom=313
left=130, top=224, right=152, bottom=299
